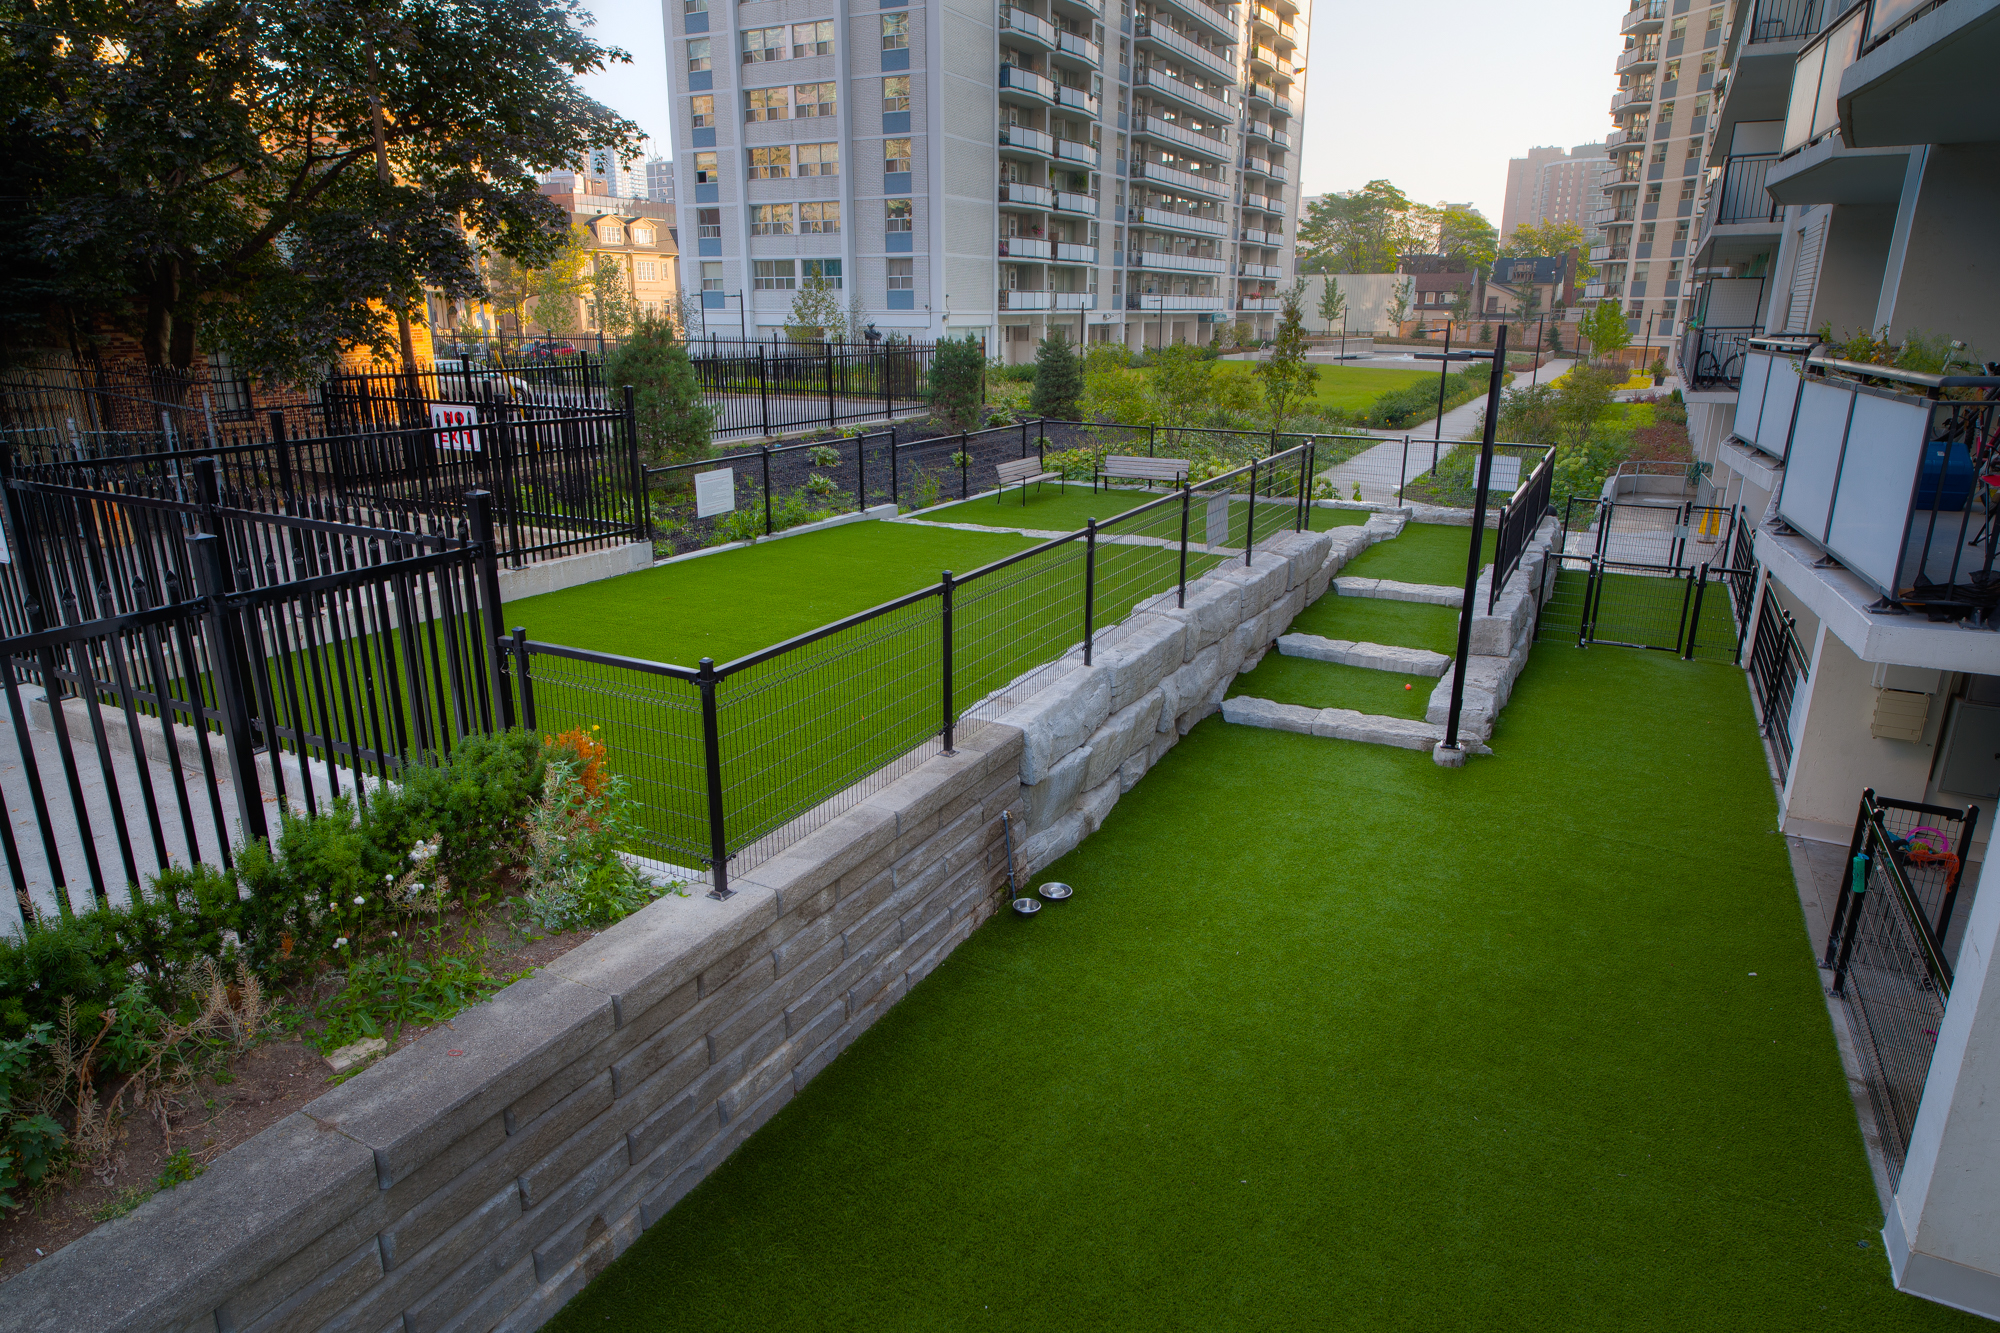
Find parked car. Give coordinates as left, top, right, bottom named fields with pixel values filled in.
left=524, top=339, right=582, bottom=359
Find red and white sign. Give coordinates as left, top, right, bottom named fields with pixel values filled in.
left=429, top=402, right=481, bottom=452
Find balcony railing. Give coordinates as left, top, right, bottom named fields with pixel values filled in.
left=1055, top=84, right=1100, bottom=117
left=1745, top=341, right=2000, bottom=604
left=1136, top=205, right=1228, bottom=236
left=1056, top=138, right=1100, bottom=167
left=1126, top=293, right=1227, bottom=311
left=999, top=236, right=1053, bottom=259
left=1238, top=262, right=1281, bottom=278
left=1240, top=227, right=1268, bottom=245
left=1056, top=30, right=1103, bottom=66
left=999, top=64, right=1058, bottom=102
left=1782, top=5, right=1862, bottom=156
left=1137, top=116, right=1231, bottom=160
left=1138, top=159, right=1230, bottom=199
left=1137, top=67, right=1235, bottom=120
left=1681, top=324, right=1758, bottom=388
left=1053, top=292, right=1097, bottom=309
left=999, top=125, right=1055, bottom=156
left=1134, top=18, right=1235, bottom=80
left=1621, top=0, right=1666, bottom=33
left=998, top=289, right=1053, bottom=310
left=999, top=180, right=1054, bottom=208
left=1054, top=189, right=1097, bottom=213
left=1747, top=0, right=1824, bottom=45
left=1055, top=242, right=1097, bottom=264
left=1712, top=153, right=1782, bottom=224
left=1617, top=42, right=1661, bottom=72
left=1238, top=297, right=1282, bottom=312
left=1131, top=249, right=1226, bottom=273
left=1154, top=0, right=1238, bottom=44
left=1001, top=8, right=1058, bottom=47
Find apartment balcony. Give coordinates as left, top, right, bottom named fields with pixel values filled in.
left=1238, top=296, right=1282, bottom=312
left=999, top=180, right=1054, bottom=208
left=1842, top=0, right=2000, bottom=148
left=1238, top=263, right=1282, bottom=278
left=1054, top=84, right=1100, bottom=117
left=1055, top=242, right=1098, bottom=264
left=1053, top=292, right=1097, bottom=309
left=999, top=236, right=1054, bottom=259
left=1000, top=7, right=1058, bottom=50
left=1136, top=205, right=1228, bottom=237
left=1054, top=189, right=1098, bottom=214
left=1053, top=0, right=1102, bottom=17
left=1621, top=0, right=1665, bottom=34
left=1138, top=159, right=1230, bottom=200
left=1745, top=0, right=1823, bottom=45
left=1610, top=83, right=1654, bottom=111
left=1605, top=127, right=1632, bottom=148
left=1131, top=249, right=1226, bottom=274
left=1274, top=94, right=1293, bottom=116
left=1243, top=119, right=1271, bottom=141
left=1734, top=341, right=2000, bottom=622
left=1617, top=42, right=1661, bottom=73
left=1135, top=18, right=1235, bottom=82
left=1707, top=152, right=1783, bottom=226
left=999, top=125, right=1055, bottom=158
left=1137, top=67, right=1236, bottom=120
left=1271, top=129, right=1290, bottom=149
left=1240, top=227, right=1269, bottom=245
left=999, top=289, right=1054, bottom=310
left=1126, top=293, right=1229, bottom=312
left=1152, top=0, right=1239, bottom=46
left=1244, top=192, right=1286, bottom=215
left=999, top=64, right=1059, bottom=105
left=1056, top=138, right=1100, bottom=168
left=1054, top=29, right=1103, bottom=71
left=1137, top=117, right=1232, bottom=162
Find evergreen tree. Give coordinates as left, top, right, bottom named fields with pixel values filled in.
left=1256, top=284, right=1318, bottom=433
left=930, top=334, right=987, bottom=432
left=1028, top=328, right=1082, bottom=421
left=605, top=312, right=713, bottom=469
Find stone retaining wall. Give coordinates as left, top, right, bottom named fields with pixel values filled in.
left=1421, top=516, right=1561, bottom=740
left=2, top=726, right=1027, bottom=1333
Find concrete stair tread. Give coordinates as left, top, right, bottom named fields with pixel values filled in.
left=1276, top=633, right=1451, bottom=677
left=1333, top=576, right=1465, bottom=608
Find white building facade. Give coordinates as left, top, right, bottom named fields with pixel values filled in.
left=664, top=0, right=1309, bottom=356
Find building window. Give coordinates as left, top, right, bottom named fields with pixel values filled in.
left=885, top=198, right=913, bottom=232
left=742, top=26, right=786, bottom=63
left=748, top=146, right=792, bottom=179
left=1669, top=17, right=1686, bottom=40
left=1657, top=101, right=1675, bottom=126
left=702, top=261, right=724, bottom=292
left=797, top=142, right=839, bottom=176
left=754, top=260, right=797, bottom=290
left=1651, top=142, right=1668, bottom=164
left=1663, top=59, right=1680, bottom=84
left=884, top=138, right=912, bottom=173
left=637, top=260, right=658, bottom=281
left=598, top=221, right=625, bottom=244
left=792, top=21, right=834, bottom=57
left=686, top=0, right=706, bottom=10
left=795, top=81, right=836, bottom=117
left=883, top=75, right=911, bottom=114
left=801, top=201, right=840, bottom=233
left=693, top=151, right=718, bottom=183
left=746, top=86, right=789, bottom=120
left=750, top=203, right=795, bottom=235
left=687, top=38, right=711, bottom=72
left=1644, top=183, right=1661, bottom=204
left=1678, top=180, right=1696, bottom=202
left=803, top=258, right=842, bottom=287
left=882, top=13, right=909, bottom=49
left=1708, top=6, right=1724, bottom=31
left=1667, top=262, right=1683, bottom=282
left=698, top=208, right=722, bottom=239
left=635, top=225, right=657, bottom=245
left=887, top=258, right=914, bottom=290
left=1672, top=219, right=1689, bottom=243
left=1692, top=93, right=1710, bottom=117
left=691, top=94, right=715, bottom=128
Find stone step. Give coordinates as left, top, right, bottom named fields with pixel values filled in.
left=1333, top=576, right=1464, bottom=608
left=1219, top=695, right=1446, bottom=752
left=1276, top=633, right=1451, bottom=677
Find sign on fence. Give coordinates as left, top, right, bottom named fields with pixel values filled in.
left=428, top=402, right=481, bottom=452
left=695, top=467, right=736, bottom=518
left=1485, top=455, right=1522, bottom=495
left=1205, top=495, right=1230, bottom=547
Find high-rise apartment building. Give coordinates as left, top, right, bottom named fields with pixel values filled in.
left=1591, top=0, right=1730, bottom=365
left=646, top=156, right=678, bottom=204
left=1500, top=143, right=1609, bottom=240
left=665, top=0, right=1309, bottom=355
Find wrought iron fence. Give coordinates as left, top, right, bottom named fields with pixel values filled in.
left=686, top=338, right=944, bottom=440
left=1487, top=446, right=1556, bottom=613
left=1534, top=497, right=1750, bottom=663
left=502, top=443, right=1321, bottom=892
left=1823, top=788, right=1980, bottom=1178
left=1681, top=326, right=1759, bottom=389
left=1748, top=583, right=1810, bottom=775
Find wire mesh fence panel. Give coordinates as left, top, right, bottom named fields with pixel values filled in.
left=715, top=591, right=946, bottom=868
left=1090, top=492, right=1210, bottom=636
left=954, top=535, right=1092, bottom=719
left=1865, top=798, right=1981, bottom=952
left=894, top=422, right=1043, bottom=510
left=1581, top=563, right=1698, bottom=653
left=506, top=645, right=711, bottom=874
left=688, top=341, right=937, bottom=441
left=1534, top=557, right=1594, bottom=644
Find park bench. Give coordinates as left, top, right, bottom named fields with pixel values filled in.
left=1094, top=455, right=1189, bottom=492
left=995, top=454, right=1066, bottom=505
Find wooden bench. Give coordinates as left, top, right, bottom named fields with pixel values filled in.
left=995, top=454, right=1065, bottom=505
left=1095, top=455, right=1189, bottom=492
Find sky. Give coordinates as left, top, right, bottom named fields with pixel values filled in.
left=573, top=0, right=1629, bottom=224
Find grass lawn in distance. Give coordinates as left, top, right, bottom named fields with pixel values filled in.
left=1213, top=361, right=1434, bottom=414
left=546, top=647, right=1970, bottom=1331
left=1288, top=592, right=1463, bottom=656
left=1226, top=651, right=1434, bottom=718
left=921, top=487, right=1372, bottom=537
left=1340, top=521, right=1496, bottom=587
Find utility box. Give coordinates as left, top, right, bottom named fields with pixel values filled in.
left=1937, top=700, right=2000, bottom=799
left=1872, top=689, right=1934, bottom=742
left=1872, top=662, right=1941, bottom=694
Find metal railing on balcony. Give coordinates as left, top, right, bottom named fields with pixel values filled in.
left=1054, top=242, right=1097, bottom=263
left=1617, top=41, right=1661, bottom=71
left=1783, top=5, right=1863, bottom=156
left=998, top=288, right=1053, bottom=310
left=1135, top=18, right=1235, bottom=80
left=1680, top=325, right=1759, bottom=388
left=1136, top=205, right=1228, bottom=236
left=1054, top=190, right=1097, bottom=214
left=1748, top=0, right=1824, bottom=44
left=999, top=63, right=1058, bottom=101
left=1138, top=159, right=1230, bottom=199
left=1056, top=138, right=1100, bottom=167
left=999, top=125, right=1055, bottom=156
left=1055, top=84, right=1100, bottom=117
left=1712, top=153, right=1782, bottom=224
left=1137, top=67, right=1235, bottom=120
left=1138, top=116, right=1231, bottom=160
left=1125, top=293, right=1228, bottom=312
left=1130, top=249, right=1227, bottom=273
left=1056, top=30, right=1103, bottom=65
left=999, top=180, right=1054, bottom=208
left=1622, top=0, right=1666, bottom=32
left=1238, top=297, right=1281, bottom=311
left=1053, top=292, right=1097, bottom=309
left=999, top=236, right=1053, bottom=259
left=1001, top=7, right=1058, bottom=46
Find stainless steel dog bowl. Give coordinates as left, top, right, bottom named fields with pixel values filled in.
left=1011, top=897, right=1042, bottom=916
left=1037, top=882, right=1073, bottom=901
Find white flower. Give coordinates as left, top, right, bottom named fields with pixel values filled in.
left=384, top=874, right=394, bottom=884
left=354, top=896, right=365, bottom=905
left=334, top=936, right=349, bottom=948
left=390, top=931, right=398, bottom=938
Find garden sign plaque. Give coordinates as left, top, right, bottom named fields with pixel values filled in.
left=695, top=468, right=736, bottom=518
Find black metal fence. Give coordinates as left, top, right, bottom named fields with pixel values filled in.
left=1823, top=789, right=1981, bottom=1178
left=0, top=472, right=503, bottom=927
left=1535, top=497, right=1751, bottom=663
left=1681, top=325, right=1759, bottom=389
left=687, top=338, right=941, bottom=440
left=1488, top=447, right=1556, bottom=613
left=504, top=443, right=1322, bottom=894
left=1748, top=583, right=1810, bottom=776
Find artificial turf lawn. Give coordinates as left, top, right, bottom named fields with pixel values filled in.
left=1341, top=520, right=1496, bottom=587
left=547, top=647, right=1975, bottom=1331
left=1286, top=590, right=1464, bottom=656
left=1226, top=652, right=1435, bottom=718
left=923, top=487, right=1374, bottom=536
left=1213, top=360, right=1434, bottom=413
left=1539, top=568, right=1744, bottom=660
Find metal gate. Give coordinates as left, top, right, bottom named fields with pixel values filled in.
left=1536, top=497, right=1752, bottom=663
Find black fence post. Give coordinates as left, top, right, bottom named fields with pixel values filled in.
left=855, top=431, right=867, bottom=512
left=1083, top=519, right=1097, bottom=665
left=940, top=570, right=956, bottom=755
left=191, top=532, right=268, bottom=847
left=511, top=628, right=536, bottom=729
left=269, top=410, right=295, bottom=512
left=1020, top=420, right=1028, bottom=459
left=623, top=384, right=649, bottom=541
left=1398, top=435, right=1409, bottom=505
left=959, top=432, right=968, bottom=500
left=1444, top=324, right=1508, bottom=755
left=1684, top=563, right=1710, bottom=661
left=1296, top=441, right=1312, bottom=532
left=1831, top=842, right=1871, bottom=996
left=825, top=344, right=836, bottom=430
left=466, top=490, right=512, bottom=730
left=1148, top=423, right=1156, bottom=458
left=760, top=445, right=774, bottom=535
left=881, top=345, right=892, bottom=421
left=697, top=657, right=732, bottom=900
left=1245, top=456, right=1258, bottom=565
left=1178, top=484, right=1191, bottom=609
left=758, top=347, right=770, bottom=436
left=891, top=434, right=900, bottom=509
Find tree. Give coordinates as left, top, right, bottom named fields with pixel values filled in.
left=1296, top=179, right=1421, bottom=274
left=1502, top=220, right=1595, bottom=282
left=605, top=311, right=713, bottom=469
left=1554, top=366, right=1617, bottom=448
left=783, top=273, right=843, bottom=343
left=1316, top=279, right=1346, bottom=334
left=483, top=251, right=533, bottom=336
left=1028, top=328, right=1082, bottom=421
left=1436, top=205, right=1498, bottom=275
left=1579, top=302, right=1632, bottom=366
left=1547, top=321, right=1564, bottom=354
left=842, top=291, right=869, bottom=345
left=1386, top=276, right=1413, bottom=326
left=930, top=334, right=986, bottom=431
left=1257, top=284, right=1318, bottom=433
left=589, top=254, right=639, bottom=340
left=0, top=0, right=641, bottom=377
left=524, top=227, right=590, bottom=338
left=1448, top=284, right=1473, bottom=326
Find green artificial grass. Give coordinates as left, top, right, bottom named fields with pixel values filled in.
left=548, top=647, right=1971, bottom=1331
left=1538, top=569, right=1744, bottom=662
left=1213, top=361, right=1435, bottom=414
left=1287, top=592, right=1464, bottom=657
left=1340, top=521, right=1497, bottom=587
left=1226, top=651, right=1435, bottom=719
left=922, top=487, right=1373, bottom=537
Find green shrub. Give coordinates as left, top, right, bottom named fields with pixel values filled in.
left=0, top=1026, right=63, bottom=1210
left=933, top=337, right=988, bottom=432
left=988, top=361, right=1037, bottom=383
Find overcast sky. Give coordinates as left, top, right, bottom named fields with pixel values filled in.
left=574, top=0, right=1628, bottom=223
